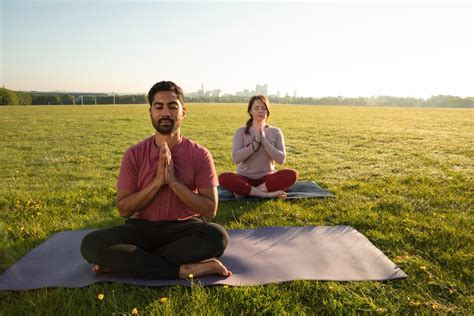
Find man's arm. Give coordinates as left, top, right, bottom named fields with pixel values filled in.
left=162, top=142, right=218, bottom=219
left=116, top=148, right=166, bottom=218
left=116, top=179, right=163, bottom=218
left=168, top=182, right=218, bottom=219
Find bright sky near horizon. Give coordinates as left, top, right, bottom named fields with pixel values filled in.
left=1, top=1, right=473, bottom=98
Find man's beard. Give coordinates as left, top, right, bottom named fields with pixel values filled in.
left=152, top=117, right=179, bottom=134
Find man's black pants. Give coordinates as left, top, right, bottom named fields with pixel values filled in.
left=80, top=217, right=229, bottom=279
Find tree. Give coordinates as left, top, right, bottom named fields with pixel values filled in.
left=0, top=88, right=20, bottom=105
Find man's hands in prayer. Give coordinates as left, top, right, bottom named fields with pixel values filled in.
left=154, top=145, right=166, bottom=188
left=162, top=142, right=177, bottom=185
left=154, top=142, right=178, bottom=189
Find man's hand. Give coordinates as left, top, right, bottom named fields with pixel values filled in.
left=153, top=143, right=166, bottom=189
left=163, top=142, right=177, bottom=185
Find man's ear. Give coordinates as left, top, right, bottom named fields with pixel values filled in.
left=182, top=107, right=187, bottom=117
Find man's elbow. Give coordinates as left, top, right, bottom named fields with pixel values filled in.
left=203, top=203, right=218, bottom=219
left=117, top=201, right=132, bottom=218
left=117, top=207, right=129, bottom=218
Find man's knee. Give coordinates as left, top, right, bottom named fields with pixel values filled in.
left=200, top=223, right=229, bottom=255
left=80, top=229, right=114, bottom=263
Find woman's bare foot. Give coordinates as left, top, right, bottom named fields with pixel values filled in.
left=256, top=183, right=268, bottom=192
left=179, top=258, right=232, bottom=279
left=92, top=264, right=113, bottom=274
left=233, top=193, right=244, bottom=199
left=250, top=186, right=287, bottom=199
left=265, top=190, right=287, bottom=199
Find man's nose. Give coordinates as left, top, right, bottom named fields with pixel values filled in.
left=160, top=107, right=171, bottom=116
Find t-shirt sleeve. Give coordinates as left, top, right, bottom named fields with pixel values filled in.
left=195, top=148, right=218, bottom=188
left=117, top=148, right=139, bottom=192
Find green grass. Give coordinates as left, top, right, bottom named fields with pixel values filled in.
left=0, top=104, right=472, bottom=314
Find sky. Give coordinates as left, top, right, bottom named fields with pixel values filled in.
left=1, top=0, right=473, bottom=98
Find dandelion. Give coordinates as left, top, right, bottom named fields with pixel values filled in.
left=420, top=266, right=427, bottom=271
left=97, top=293, right=104, bottom=300
left=131, top=307, right=138, bottom=315
left=159, top=297, right=168, bottom=303
left=188, top=273, right=194, bottom=279
left=223, top=285, right=229, bottom=289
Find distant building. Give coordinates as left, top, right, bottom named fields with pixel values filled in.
left=198, top=84, right=204, bottom=97
left=256, top=84, right=268, bottom=95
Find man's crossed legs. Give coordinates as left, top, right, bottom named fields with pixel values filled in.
left=80, top=217, right=230, bottom=279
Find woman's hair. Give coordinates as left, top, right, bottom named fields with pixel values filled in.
left=244, top=95, right=271, bottom=135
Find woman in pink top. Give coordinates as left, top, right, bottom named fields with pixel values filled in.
left=219, top=95, right=298, bottom=198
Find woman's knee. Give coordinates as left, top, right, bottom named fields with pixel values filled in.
left=286, top=169, right=299, bottom=182
left=218, top=172, right=235, bottom=187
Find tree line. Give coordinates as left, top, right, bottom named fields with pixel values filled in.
left=1, top=87, right=472, bottom=108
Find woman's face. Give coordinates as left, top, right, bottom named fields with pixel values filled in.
left=250, top=99, right=268, bottom=123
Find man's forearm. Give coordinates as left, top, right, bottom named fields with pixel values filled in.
left=117, top=180, right=162, bottom=218
left=168, top=181, right=216, bottom=219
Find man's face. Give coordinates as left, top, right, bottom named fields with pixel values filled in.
left=149, top=91, right=185, bottom=134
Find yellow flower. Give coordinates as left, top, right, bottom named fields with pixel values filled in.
left=97, top=293, right=104, bottom=300
left=223, top=285, right=229, bottom=289
left=188, top=273, right=194, bottom=279
left=420, top=266, right=427, bottom=271
left=131, top=308, right=138, bottom=315
left=159, top=297, right=168, bottom=303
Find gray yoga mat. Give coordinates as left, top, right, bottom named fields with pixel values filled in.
left=0, top=226, right=406, bottom=291
left=218, top=181, right=334, bottom=201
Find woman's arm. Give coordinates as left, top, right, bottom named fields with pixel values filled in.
left=261, top=128, right=286, bottom=164
left=232, top=128, right=255, bottom=164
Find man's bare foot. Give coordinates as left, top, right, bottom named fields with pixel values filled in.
left=266, top=190, right=287, bottom=199
left=179, top=258, right=232, bottom=278
left=92, top=264, right=113, bottom=274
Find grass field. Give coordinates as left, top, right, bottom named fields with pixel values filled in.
left=0, top=104, right=472, bottom=314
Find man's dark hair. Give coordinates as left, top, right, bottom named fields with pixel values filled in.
left=148, top=81, right=185, bottom=106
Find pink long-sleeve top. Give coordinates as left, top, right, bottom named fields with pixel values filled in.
left=232, top=126, right=286, bottom=179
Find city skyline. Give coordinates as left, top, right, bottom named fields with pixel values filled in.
left=2, top=1, right=473, bottom=98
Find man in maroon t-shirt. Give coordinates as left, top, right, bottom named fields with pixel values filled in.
left=80, top=81, right=231, bottom=279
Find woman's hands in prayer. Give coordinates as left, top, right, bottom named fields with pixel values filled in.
left=253, top=122, right=266, bottom=143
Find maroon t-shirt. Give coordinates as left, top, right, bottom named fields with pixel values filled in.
left=117, top=136, right=218, bottom=221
